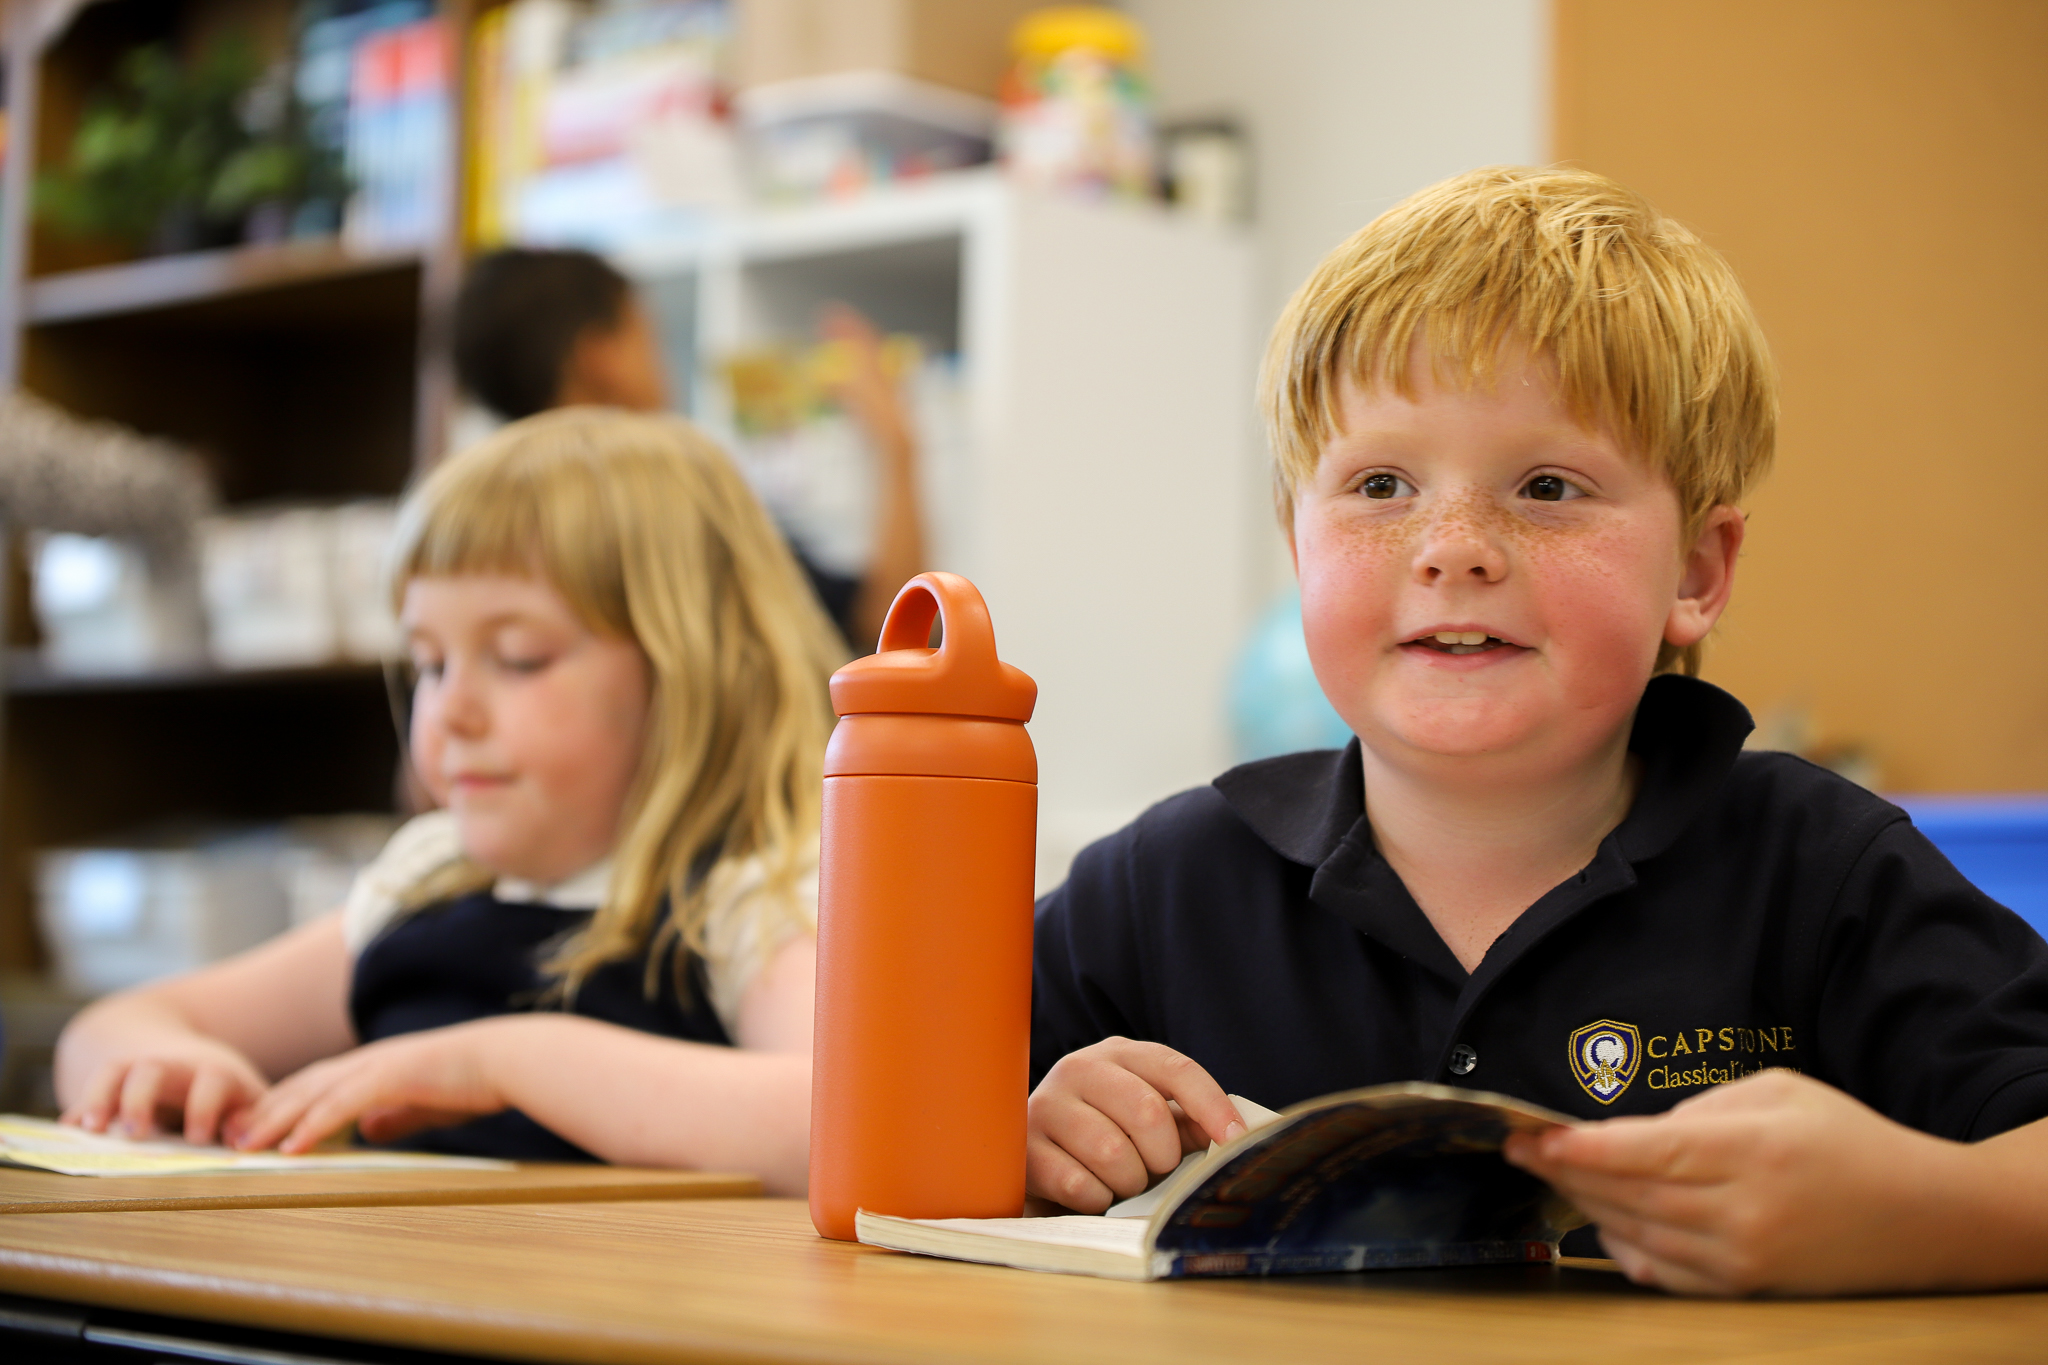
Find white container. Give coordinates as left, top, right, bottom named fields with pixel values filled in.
left=31, top=532, right=206, bottom=675
left=200, top=508, right=340, bottom=668
left=200, top=502, right=401, bottom=669
left=329, top=501, right=402, bottom=661
left=737, top=72, right=994, bottom=204
left=37, top=830, right=293, bottom=997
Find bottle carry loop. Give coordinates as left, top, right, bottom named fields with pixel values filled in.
left=830, top=571, right=1036, bottom=723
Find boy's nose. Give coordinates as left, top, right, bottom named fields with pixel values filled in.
left=1413, top=499, right=1509, bottom=585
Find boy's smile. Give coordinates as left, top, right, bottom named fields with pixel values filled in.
left=1290, top=348, right=1741, bottom=787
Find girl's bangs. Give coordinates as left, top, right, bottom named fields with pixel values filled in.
left=385, top=432, right=625, bottom=637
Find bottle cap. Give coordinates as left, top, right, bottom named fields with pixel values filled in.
left=829, top=572, right=1037, bottom=722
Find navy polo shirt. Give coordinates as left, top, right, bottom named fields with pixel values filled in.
left=1032, top=675, right=2048, bottom=1141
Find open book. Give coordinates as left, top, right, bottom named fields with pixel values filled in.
left=0, top=1115, right=513, bottom=1176
left=856, top=1082, right=1583, bottom=1280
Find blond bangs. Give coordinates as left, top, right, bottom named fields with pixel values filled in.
left=388, top=425, right=629, bottom=638
left=386, top=408, right=846, bottom=999
left=1259, top=165, right=1778, bottom=675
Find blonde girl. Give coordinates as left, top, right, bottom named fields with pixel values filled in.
left=54, top=409, right=845, bottom=1192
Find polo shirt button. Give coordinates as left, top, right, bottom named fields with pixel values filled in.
left=1448, top=1043, right=1478, bottom=1076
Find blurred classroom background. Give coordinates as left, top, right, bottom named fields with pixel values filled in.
left=0, top=0, right=2041, bottom=1111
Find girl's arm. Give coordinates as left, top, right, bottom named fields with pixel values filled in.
left=55, top=913, right=356, bottom=1143
left=231, top=935, right=819, bottom=1193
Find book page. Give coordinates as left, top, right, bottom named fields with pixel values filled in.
left=0, top=1115, right=513, bottom=1176
left=888, top=1214, right=1149, bottom=1255
left=1104, top=1094, right=1282, bottom=1219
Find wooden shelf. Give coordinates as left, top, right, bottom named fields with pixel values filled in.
left=25, top=240, right=422, bottom=327
left=0, top=0, right=451, bottom=981
left=3, top=652, right=385, bottom=696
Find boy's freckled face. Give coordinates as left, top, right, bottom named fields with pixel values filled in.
left=402, top=575, right=651, bottom=884
left=1291, top=354, right=1689, bottom=773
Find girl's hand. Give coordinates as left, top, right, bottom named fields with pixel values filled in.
left=225, top=1021, right=514, bottom=1154
left=62, top=1038, right=270, bottom=1146
left=1504, top=1068, right=1962, bottom=1296
left=1026, top=1037, right=1245, bottom=1213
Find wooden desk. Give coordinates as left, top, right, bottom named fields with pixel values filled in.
left=2, top=1197, right=2046, bottom=1364
left=0, top=1164, right=757, bottom=1214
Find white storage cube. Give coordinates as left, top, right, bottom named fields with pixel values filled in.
left=36, top=832, right=293, bottom=997
left=329, top=501, right=402, bottom=661
left=31, top=532, right=206, bottom=674
left=200, top=508, right=341, bottom=669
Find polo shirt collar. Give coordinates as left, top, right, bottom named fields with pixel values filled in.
left=1213, top=675, right=1755, bottom=982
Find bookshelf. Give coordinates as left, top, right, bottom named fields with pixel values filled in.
left=0, top=0, right=461, bottom=989
left=22, top=239, right=421, bottom=325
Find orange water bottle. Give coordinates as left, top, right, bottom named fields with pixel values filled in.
left=809, top=571, right=1039, bottom=1241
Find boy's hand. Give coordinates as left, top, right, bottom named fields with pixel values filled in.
left=225, top=1021, right=515, bottom=1154
left=819, top=304, right=912, bottom=456
left=1504, top=1068, right=1964, bottom=1296
left=62, top=1037, right=270, bottom=1146
left=1027, top=1037, right=1245, bottom=1213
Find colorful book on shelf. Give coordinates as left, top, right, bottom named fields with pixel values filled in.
left=0, top=1115, right=511, bottom=1177
left=856, top=1083, right=1583, bottom=1281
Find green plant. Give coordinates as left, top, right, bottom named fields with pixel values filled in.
left=36, top=36, right=346, bottom=252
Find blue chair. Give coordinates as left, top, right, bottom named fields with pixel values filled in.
left=1895, top=796, right=2048, bottom=938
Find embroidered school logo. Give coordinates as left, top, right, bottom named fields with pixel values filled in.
left=1568, top=1020, right=1642, bottom=1104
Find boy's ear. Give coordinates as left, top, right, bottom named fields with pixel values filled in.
left=557, top=304, right=668, bottom=413
left=1664, top=505, right=1745, bottom=649
left=556, top=324, right=617, bottom=408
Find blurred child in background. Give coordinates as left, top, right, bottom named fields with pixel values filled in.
left=55, top=409, right=843, bottom=1192
left=452, top=248, right=924, bottom=652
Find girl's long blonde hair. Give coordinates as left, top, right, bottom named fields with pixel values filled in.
left=387, top=407, right=846, bottom=998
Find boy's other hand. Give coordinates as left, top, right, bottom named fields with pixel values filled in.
left=1027, top=1037, right=1245, bottom=1214
left=1504, top=1068, right=1963, bottom=1296
left=62, top=1038, right=270, bottom=1147
left=818, top=304, right=911, bottom=454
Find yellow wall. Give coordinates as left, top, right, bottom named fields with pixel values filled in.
left=1554, top=0, right=2048, bottom=791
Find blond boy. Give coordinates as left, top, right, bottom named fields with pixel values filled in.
left=1027, top=167, right=2048, bottom=1295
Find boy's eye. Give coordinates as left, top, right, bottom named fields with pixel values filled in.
left=1522, top=474, right=1584, bottom=502
left=1359, top=473, right=1416, bottom=500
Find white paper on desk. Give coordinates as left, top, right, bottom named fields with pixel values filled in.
left=0, top=1115, right=514, bottom=1176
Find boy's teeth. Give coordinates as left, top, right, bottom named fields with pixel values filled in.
left=1432, top=631, right=1492, bottom=646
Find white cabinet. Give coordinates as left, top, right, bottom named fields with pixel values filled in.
left=621, top=170, right=1258, bottom=888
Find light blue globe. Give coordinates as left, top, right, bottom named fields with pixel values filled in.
left=1228, top=588, right=1355, bottom=762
